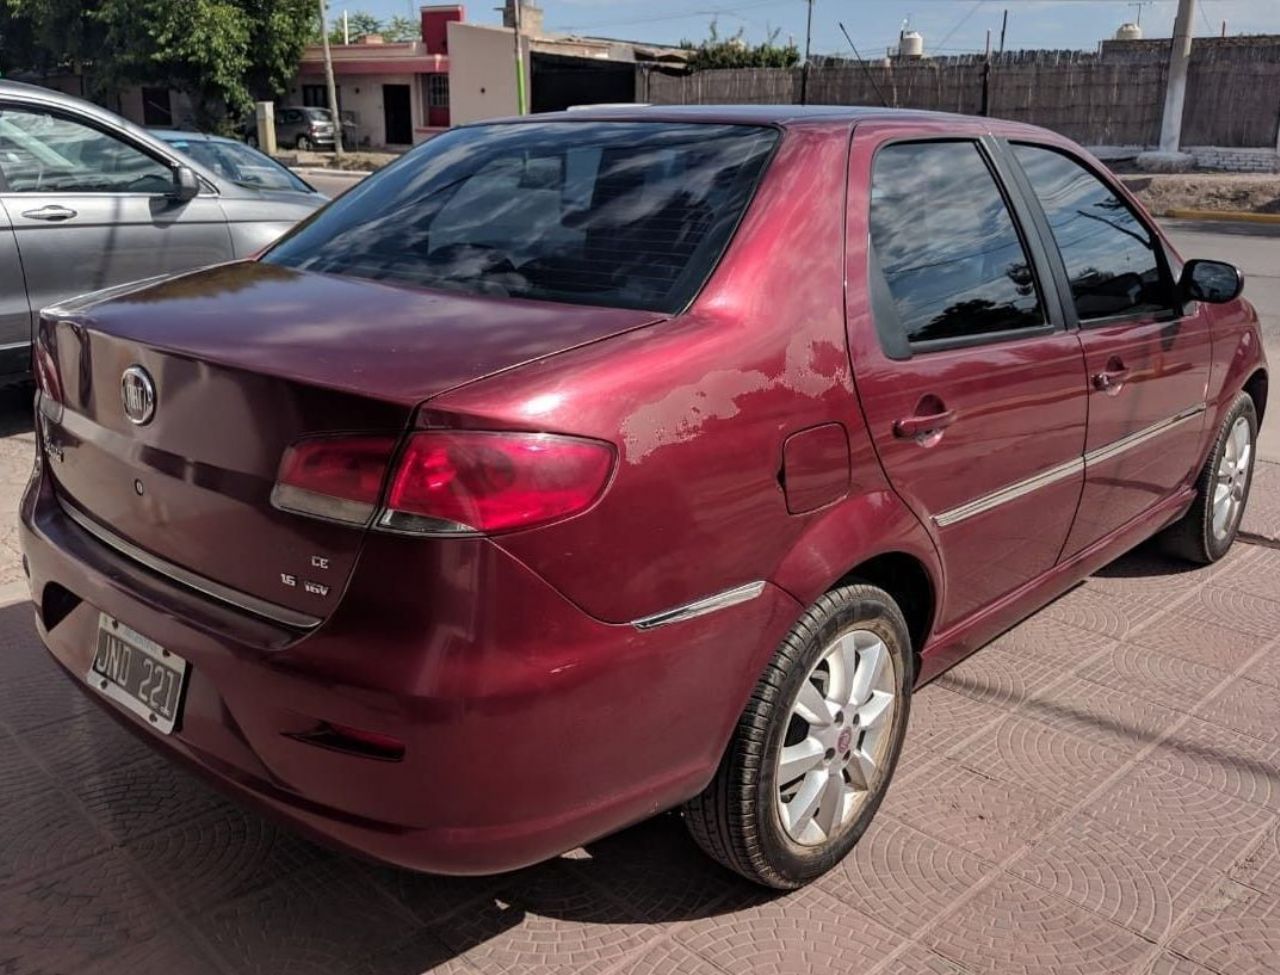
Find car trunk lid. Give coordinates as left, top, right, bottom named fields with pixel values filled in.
left=39, top=262, right=665, bottom=623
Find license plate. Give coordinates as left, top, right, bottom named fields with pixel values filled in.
left=87, top=613, right=188, bottom=734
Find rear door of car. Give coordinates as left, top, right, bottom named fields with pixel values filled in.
left=999, top=140, right=1211, bottom=558
left=0, top=99, right=234, bottom=320
left=845, top=121, right=1089, bottom=632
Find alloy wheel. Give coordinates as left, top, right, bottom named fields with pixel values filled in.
left=775, top=628, right=898, bottom=846
left=1212, top=414, right=1252, bottom=540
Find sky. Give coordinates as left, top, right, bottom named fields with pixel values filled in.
left=352, top=0, right=1279, bottom=59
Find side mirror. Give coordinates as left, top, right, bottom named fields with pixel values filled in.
left=169, top=164, right=199, bottom=202
left=1181, top=259, right=1243, bottom=304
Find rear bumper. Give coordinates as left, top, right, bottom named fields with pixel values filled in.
left=18, top=456, right=801, bottom=874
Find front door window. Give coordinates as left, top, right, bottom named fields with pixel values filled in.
left=0, top=106, right=171, bottom=194
left=1011, top=143, right=1174, bottom=321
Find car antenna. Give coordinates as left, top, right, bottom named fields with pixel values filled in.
left=838, top=22, right=890, bottom=108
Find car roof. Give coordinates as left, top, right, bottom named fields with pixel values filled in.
left=468, top=103, right=1055, bottom=139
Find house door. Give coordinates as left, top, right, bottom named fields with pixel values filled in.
left=382, top=85, right=412, bottom=145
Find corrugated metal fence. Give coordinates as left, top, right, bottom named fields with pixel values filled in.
left=639, top=44, right=1280, bottom=148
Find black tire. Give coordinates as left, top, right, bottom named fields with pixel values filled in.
left=1160, top=392, right=1258, bottom=564
left=683, top=584, right=914, bottom=889
left=296, top=135, right=312, bottom=151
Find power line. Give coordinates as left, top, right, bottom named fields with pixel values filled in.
left=556, top=0, right=790, bottom=33
left=936, top=0, right=986, bottom=50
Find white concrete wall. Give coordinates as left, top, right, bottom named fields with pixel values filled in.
left=447, top=21, right=530, bottom=125
left=1187, top=147, right=1280, bottom=173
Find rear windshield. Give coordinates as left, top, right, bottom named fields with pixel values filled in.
left=264, top=121, right=778, bottom=313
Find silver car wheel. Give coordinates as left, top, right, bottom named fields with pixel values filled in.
left=776, top=628, right=898, bottom=846
left=1212, top=415, right=1252, bottom=540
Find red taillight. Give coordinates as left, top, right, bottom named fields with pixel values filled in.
left=272, top=430, right=615, bottom=535
left=271, top=435, right=397, bottom=525
left=383, top=431, right=614, bottom=535
left=33, top=337, right=64, bottom=421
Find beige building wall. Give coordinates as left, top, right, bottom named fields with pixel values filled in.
left=447, top=21, right=531, bottom=125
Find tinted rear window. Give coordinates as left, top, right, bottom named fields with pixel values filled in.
left=264, top=121, right=778, bottom=313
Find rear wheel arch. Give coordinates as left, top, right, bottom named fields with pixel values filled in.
left=1244, top=368, right=1268, bottom=424
left=831, top=552, right=936, bottom=663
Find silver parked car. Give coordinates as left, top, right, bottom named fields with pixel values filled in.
left=244, top=106, right=353, bottom=151
left=0, top=81, right=326, bottom=382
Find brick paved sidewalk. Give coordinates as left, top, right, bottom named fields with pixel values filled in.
left=1242, top=460, right=1280, bottom=545
left=1, top=511, right=1278, bottom=973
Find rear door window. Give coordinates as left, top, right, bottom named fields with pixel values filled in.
left=868, top=140, right=1045, bottom=347
left=1011, top=143, right=1173, bottom=321
left=264, top=121, right=778, bottom=313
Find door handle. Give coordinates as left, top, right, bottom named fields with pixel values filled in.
left=1092, top=363, right=1132, bottom=392
left=894, top=408, right=956, bottom=439
left=21, top=204, right=77, bottom=222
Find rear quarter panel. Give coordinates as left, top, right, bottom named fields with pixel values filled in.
left=431, top=122, right=941, bottom=626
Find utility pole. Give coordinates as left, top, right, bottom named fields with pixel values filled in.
left=800, top=0, right=814, bottom=106
left=998, top=9, right=1008, bottom=55
left=981, top=28, right=992, bottom=116
left=318, top=0, right=344, bottom=157
left=511, top=0, right=527, bottom=114
left=1158, top=0, right=1195, bottom=152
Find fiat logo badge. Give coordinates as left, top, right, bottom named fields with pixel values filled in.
left=120, top=365, right=156, bottom=425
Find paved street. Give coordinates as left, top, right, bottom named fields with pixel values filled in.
left=0, top=218, right=1277, bottom=974
left=306, top=169, right=367, bottom=199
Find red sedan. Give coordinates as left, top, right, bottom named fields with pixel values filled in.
left=20, top=106, right=1267, bottom=888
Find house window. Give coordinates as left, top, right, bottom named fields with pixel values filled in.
left=426, top=73, right=449, bottom=108
left=140, top=87, right=173, bottom=127
left=302, top=85, right=333, bottom=109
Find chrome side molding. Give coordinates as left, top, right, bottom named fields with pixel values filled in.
left=60, top=501, right=323, bottom=630
left=1083, top=405, right=1204, bottom=467
left=935, top=457, right=1084, bottom=528
left=935, top=404, right=1206, bottom=528
left=632, top=581, right=767, bottom=630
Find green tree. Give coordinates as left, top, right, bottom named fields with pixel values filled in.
left=242, top=0, right=322, bottom=103
left=325, top=10, right=380, bottom=43
left=0, top=0, right=318, bottom=129
left=382, top=14, right=419, bottom=42
left=685, top=20, right=799, bottom=70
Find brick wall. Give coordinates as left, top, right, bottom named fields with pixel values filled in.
left=1186, top=147, right=1280, bottom=172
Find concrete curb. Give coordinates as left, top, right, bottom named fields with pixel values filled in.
left=1161, top=208, right=1280, bottom=224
